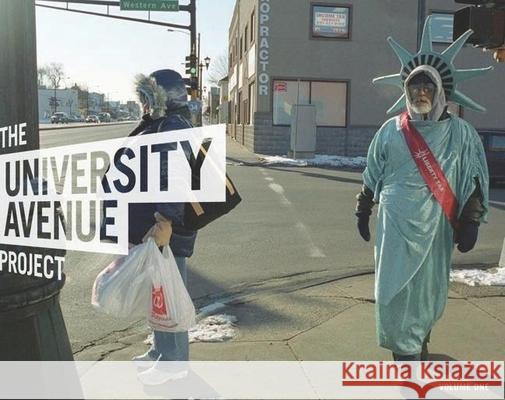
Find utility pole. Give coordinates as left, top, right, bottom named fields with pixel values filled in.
left=189, top=0, right=198, bottom=100
left=197, top=32, right=202, bottom=99
left=0, top=0, right=73, bottom=361
left=417, top=0, right=426, bottom=48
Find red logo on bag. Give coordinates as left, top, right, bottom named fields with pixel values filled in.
left=151, top=286, right=168, bottom=319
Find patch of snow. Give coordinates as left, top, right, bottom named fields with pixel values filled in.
left=143, top=333, right=153, bottom=345
left=189, top=314, right=238, bottom=343
left=261, top=155, right=367, bottom=168
left=142, top=314, right=238, bottom=345
left=450, top=267, right=505, bottom=287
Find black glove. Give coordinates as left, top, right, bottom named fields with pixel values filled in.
left=455, top=180, right=484, bottom=253
left=356, top=210, right=371, bottom=242
left=455, top=222, right=479, bottom=253
left=355, top=185, right=374, bottom=242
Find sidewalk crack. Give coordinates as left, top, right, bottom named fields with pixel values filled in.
left=286, top=302, right=360, bottom=342
left=466, top=298, right=505, bottom=325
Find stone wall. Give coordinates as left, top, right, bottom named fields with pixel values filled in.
left=231, top=112, right=379, bottom=157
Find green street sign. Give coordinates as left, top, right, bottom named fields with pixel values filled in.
left=120, top=0, right=179, bottom=12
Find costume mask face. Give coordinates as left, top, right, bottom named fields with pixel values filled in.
left=408, top=82, right=435, bottom=114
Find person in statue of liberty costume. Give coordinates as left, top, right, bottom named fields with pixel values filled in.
left=355, top=17, right=491, bottom=361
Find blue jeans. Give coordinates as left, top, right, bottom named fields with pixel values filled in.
left=148, top=256, right=189, bottom=361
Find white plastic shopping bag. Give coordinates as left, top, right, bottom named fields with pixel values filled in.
left=91, top=243, right=151, bottom=318
left=146, top=239, right=196, bottom=332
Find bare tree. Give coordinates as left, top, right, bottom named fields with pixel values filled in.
left=207, top=53, right=229, bottom=86
left=45, top=63, right=65, bottom=113
left=66, top=98, right=74, bottom=116
left=37, top=67, right=47, bottom=88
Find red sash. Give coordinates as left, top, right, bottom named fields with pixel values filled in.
left=400, top=112, right=459, bottom=228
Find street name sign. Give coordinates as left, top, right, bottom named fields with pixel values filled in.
left=120, top=0, right=179, bottom=11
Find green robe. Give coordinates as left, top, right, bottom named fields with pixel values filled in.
left=363, top=114, right=489, bottom=355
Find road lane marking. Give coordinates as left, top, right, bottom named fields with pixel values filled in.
left=265, top=176, right=326, bottom=258
left=295, top=221, right=326, bottom=258
left=268, top=183, right=292, bottom=206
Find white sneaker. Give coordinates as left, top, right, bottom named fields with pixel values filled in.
left=137, top=362, right=189, bottom=386
left=132, top=352, right=159, bottom=370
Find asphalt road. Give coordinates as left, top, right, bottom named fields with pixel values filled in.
left=39, top=124, right=505, bottom=353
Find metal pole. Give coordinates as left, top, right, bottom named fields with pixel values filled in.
left=189, top=0, right=197, bottom=100
left=417, top=0, right=426, bottom=48
left=294, top=79, right=300, bottom=160
left=197, top=32, right=201, bottom=99
left=36, top=3, right=190, bottom=30
left=0, top=0, right=39, bottom=152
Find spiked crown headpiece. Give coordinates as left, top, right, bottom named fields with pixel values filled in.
left=373, top=16, right=493, bottom=114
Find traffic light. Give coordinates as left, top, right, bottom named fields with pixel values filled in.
left=185, top=54, right=197, bottom=77
left=183, top=77, right=199, bottom=95
left=454, top=3, right=505, bottom=48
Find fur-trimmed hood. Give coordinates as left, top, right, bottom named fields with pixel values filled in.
left=135, top=74, right=167, bottom=119
left=135, top=70, right=189, bottom=119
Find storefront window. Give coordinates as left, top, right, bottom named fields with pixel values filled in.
left=311, top=5, right=351, bottom=39
left=273, top=80, right=347, bottom=127
left=311, top=81, right=347, bottom=126
left=273, top=80, right=310, bottom=125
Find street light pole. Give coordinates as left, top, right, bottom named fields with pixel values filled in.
left=198, top=57, right=211, bottom=100
left=189, top=0, right=197, bottom=100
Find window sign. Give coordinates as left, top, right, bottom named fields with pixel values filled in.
left=312, top=5, right=350, bottom=39
left=431, top=13, right=454, bottom=44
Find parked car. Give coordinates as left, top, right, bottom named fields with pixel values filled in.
left=70, top=115, right=84, bottom=123
left=50, top=112, right=69, bottom=124
left=98, top=112, right=111, bottom=123
left=86, top=115, right=100, bottom=123
left=478, top=131, right=505, bottom=185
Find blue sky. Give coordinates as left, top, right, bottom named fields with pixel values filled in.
left=36, top=0, right=235, bottom=102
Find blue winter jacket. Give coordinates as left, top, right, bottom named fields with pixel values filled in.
left=103, top=112, right=197, bottom=257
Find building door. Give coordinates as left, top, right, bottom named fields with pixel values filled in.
left=237, top=91, right=242, bottom=142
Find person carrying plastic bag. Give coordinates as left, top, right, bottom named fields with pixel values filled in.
left=99, top=69, right=198, bottom=362
left=92, top=236, right=195, bottom=333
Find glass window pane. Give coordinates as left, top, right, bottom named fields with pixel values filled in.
left=312, top=6, right=350, bottom=39
left=273, top=80, right=310, bottom=125
left=310, top=81, right=347, bottom=127
left=490, top=135, right=505, bottom=151
left=431, top=13, right=454, bottom=44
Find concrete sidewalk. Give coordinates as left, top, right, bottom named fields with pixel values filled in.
left=226, top=135, right=263, bottom=165
left=74, top=272, right=505, bottom=362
